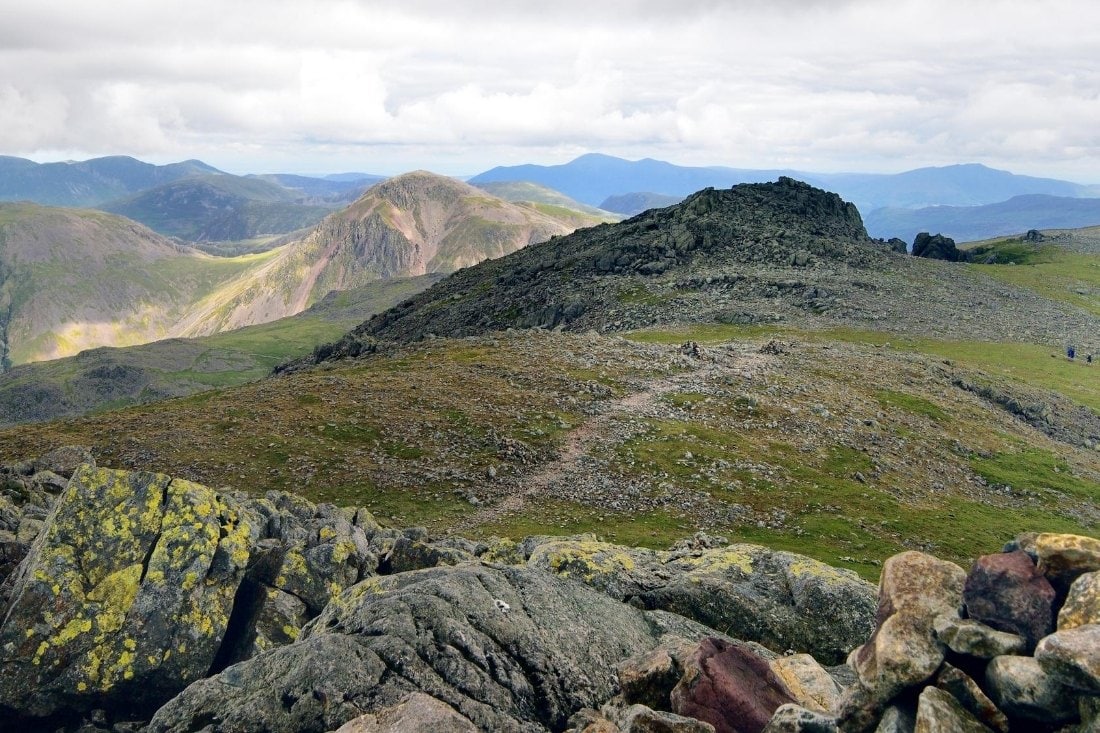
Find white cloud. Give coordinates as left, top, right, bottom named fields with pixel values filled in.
left=1, top=0, right=1099, bottom=179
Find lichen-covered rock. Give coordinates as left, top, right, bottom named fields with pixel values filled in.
left=1032, top=533, right=1100, bottom=590
left=762, top=704, right=838, bottom=732
left=913, top=686, right=990, bottom=733
left=638, top=544, right=875, bottom=665
left=0, top=466, right=254, bottom=722
left=932, top=614, right=1025, bottom=659
left=963, top=550, right=1055, bottom=648
left=984, top=655, right=1079, bottom=724
left=385, top=535, right=475, bottom=574
left=528, top=539, right=665, bottom=599
left=1035, top=624, right=1100, bottom=693
left=769, top=654, right=842, bottom=714
left=147, top=563, right=678, bottom=732
left=933, top=664, right=1007, bottom=733
left=332, top=692, right=479, bottom=732
left=670, top=637, right=796, bottom=733
left=1059, top=571, right=1100, bottom=630
left=872, top=704, right=916, bottom=733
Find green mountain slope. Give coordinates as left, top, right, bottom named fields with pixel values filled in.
left=0, top=155, right=223, bottom=206
left=0, top=202, right=275, bottom=366
left=472, top=180, right=622, bottom=226
left=0, top=275, right=441, bottom=426
left=98, top=175, right=333, bottom=242
left=176, top=171, right=577, bottom=336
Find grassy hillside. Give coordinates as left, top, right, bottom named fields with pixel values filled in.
left=0, top=275, right=441, bottom=426
left=0, top=202, right=277, bottom=365
left=1, top=327, right=1095, bottom=579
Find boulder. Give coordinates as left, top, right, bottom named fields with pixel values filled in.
left=931, top=615, right=1025, bottom=659
left=614, top=703, right=717, bottom=732
left=1034, top=624, right=1100, bottom=693
left=147, top=563, right=678, bottom=732
left=769, top=654, right=842, bottom=714
left=762, top=704, right=838, bottom=732
left=1031, top=533, right=1100, bottom=590
left=31, top=445, right=95, bottom=477
left=618, top=637, right=698, bottom=710
left=850, top=553, right=965, bottom=702
left=1058, top=571, right=1100, bottom=630
left=932, top=664, right=1007, bottom=733
left=963, top=550, right=1055, bottom=648
left=0, top=467, right=254, bottom=722
left=984, top=655, right=1078, bottom=724
left=637, top=544, right=876, bottom=665
left=669, top=637, right=796, bottom=733
left=911, top=233, right=962, bottom=262
left=912, top=686, right=990, bottom=733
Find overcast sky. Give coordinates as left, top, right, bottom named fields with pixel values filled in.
left=2, top=0, right=1099, bottom=180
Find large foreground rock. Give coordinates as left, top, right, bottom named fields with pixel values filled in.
left=529, top=540, right=877, bottom=665
left=0, top=466, right=385, bottom=726
left=147, top=563, right=680, bottom=732
left=0, top=467, right=254, bottom=721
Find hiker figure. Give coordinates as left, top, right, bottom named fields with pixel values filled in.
left=1068, top=345, right=1076, bottom=360
left=1089, top=354, right=1094, bottom=365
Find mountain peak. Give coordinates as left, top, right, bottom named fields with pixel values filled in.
left=326, top=178, right=873, bottom=347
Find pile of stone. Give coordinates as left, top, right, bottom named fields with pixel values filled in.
left=822, top=534, right=1100, bottom=732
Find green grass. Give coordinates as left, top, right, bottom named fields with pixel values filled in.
left=876, top=389, right=947, bottom=421
left=967, top=247, right=1100, bottom=316
left=971, top=445, right=1099, bottom=501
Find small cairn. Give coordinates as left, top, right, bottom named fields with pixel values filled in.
left=822, top=532, right=1100, bottom=733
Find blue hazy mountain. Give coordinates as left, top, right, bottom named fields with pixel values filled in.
left=470, top=154, right=1095, bottom=214
left=864, top=194, right=1100, bottom=243
left=0, top=155, right=224, bottom=207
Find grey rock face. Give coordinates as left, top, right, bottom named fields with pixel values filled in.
left=148, top=563, right=672, bottom=732
left=984, top=655, right=1078, bottom=724
left=911, top=233, right=961, bottom=262
left=912, top=686, right=991, bottom=733
left=530, top=540, right=876, bottom=665
left=1035, top=624, right=1100, bottom=693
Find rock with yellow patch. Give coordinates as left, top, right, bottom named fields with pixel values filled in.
left=1058, top=571, right=1100, bottom=630
left=528, top=539, right=662, bottom=599
left=0, top=466, right=253, bottom=723
left=637, top=544, right=877, bottom=665
left=1031, top=533, right=1100, bottom=590
left=769, top=653, right=842, bottom=714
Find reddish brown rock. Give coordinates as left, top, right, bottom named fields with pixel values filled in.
left=963, top=550, right=1055, bottom=649
left=671, top=637, right=796, bottom=733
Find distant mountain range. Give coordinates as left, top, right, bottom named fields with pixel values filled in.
left=865, top=195, right=1100, bottom=243
left=0, top=171, right=594, bottom=367
left=469, top=153, right=1097, bottom=214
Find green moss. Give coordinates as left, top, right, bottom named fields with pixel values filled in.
left=876, top=389, right=947, bottom=421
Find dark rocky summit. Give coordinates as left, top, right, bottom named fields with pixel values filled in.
left=303, top=177, right=879, bottom=359
left=2, top=450, right=1099, bottom=733
left=911, top=232, right=963, bottom=262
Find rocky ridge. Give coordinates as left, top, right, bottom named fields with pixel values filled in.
left=1, top=450, right=1097, bottom=732
left=308, top=179, right=1100, bottom=369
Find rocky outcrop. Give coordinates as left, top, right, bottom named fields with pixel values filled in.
left=524, top=538, right=877, bottom=666
left=0, top=459, right=386, bottom=728
left=4, top=456, right=1098, bottom=733
left=911, top=233, right=962, bottom=262
left=148, top=562, right=676, bottom=732
left=321, top=177, right=877, bottom=348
